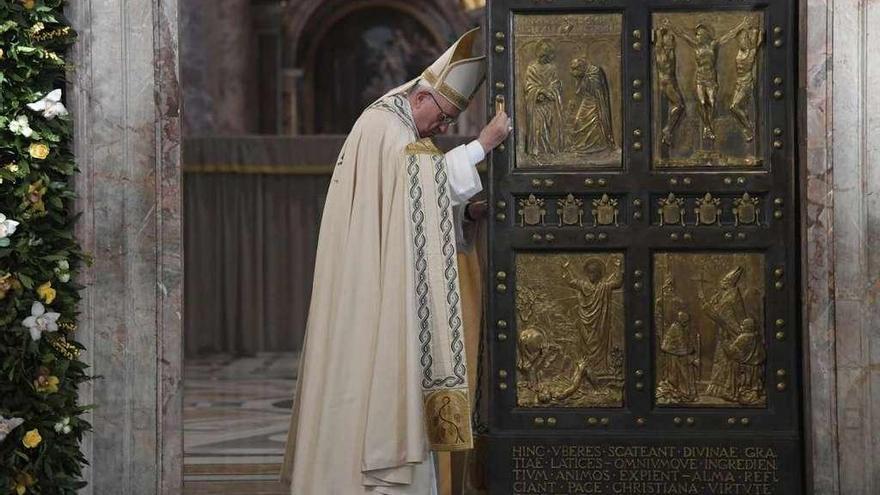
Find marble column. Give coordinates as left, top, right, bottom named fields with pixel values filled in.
left=803, top=0, right=880, bottom=494
left=66, top=0, right=182, bottom=494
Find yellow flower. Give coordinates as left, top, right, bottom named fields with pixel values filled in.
left=0, top=48, right=4, bottom=60
left=25, top=180, right=46, bottom=213
left=20, top=0, right=35, bottom=9
left=13, top=472, right=34, bottom=495
left=22, top=429, right=41, bottom=449
left=37, top=281, right=56, bottom=304
left=28, top=143, right=49, bottom=160
left=34, top=374, right=60, bottom=393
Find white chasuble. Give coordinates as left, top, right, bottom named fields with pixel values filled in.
left=281, top=93, right=481, bottom=495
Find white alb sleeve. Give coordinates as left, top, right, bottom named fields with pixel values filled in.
left=444, top=140, right=484, bottom=207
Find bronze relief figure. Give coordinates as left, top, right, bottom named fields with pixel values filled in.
left=567, top=57, right=616, bottom=154
left=524, top=40, right=565, bottom=158
left=654, top=253, right=767, bottom=407
left=516, top=253, right=625, bottom=408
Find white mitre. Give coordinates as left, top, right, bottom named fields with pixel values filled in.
left=420, top=26, right=486, bottom=111
left=382, top=27, right=486, bottom=110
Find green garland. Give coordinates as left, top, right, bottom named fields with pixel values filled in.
left=0, top=1, right=92, bottom=494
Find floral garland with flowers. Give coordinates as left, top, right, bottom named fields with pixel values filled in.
left=0, top=1, right=92, bottom=494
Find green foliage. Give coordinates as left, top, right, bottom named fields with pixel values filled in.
left=0, top=1, right=93, bottom=493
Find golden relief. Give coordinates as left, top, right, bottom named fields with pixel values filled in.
left=519, top=194, right=546, bottom=226
left=654, top=253, right=767, bottom=407
left=652, top=12, right=765, bottom=168
left=515, top=253, right=625, bottom=407
left=557, top=194, right=584, bottom=227
left=514, top=14, right=623, bottom=168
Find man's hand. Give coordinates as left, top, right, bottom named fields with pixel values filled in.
left=478, top=111, right=512, bottom=153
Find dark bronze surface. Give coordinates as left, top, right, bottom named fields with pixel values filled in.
left=488, top=1, right=801, bottom=493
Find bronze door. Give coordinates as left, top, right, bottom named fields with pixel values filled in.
left=486, top=1, right=802, bottom=493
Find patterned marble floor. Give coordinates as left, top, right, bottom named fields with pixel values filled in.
left=183, top=352, right=298, bottom=490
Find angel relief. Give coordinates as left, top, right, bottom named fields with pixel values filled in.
left=515, top=253, right=625, bottom=408
left=515, top=14, right=622, bottom=168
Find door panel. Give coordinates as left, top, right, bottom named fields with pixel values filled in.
left=486, top=0, right=802, bottom=493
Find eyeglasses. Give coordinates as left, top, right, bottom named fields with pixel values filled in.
left=427, top=92, right=458, bottom=127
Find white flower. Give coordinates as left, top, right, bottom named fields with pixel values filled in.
left=22, top=301, right=61, bottom=341
left=7, top=115, right=33, bottom=137
left=0, top=213, right=19, bottom=239
left=54, top=259, right=71, bottom=282
left=54, top=417, right=71, bottom=434
left=27, top=89, right=68, bottom=119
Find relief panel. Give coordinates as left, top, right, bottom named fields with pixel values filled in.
left=652, top=11, right=765, bottom=168
left=513, top=14, right=623, bottom=169
left=654, top=252, right=767, bottom=407
left=516, top=253, right=625, bottom=407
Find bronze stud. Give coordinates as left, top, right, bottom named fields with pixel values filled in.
left=632, top=91, right=643, bottom=101
left=634, top=211, right=643, bottom=220
left=774, top=128, right=783, bottom=136
left=634, top=320, right=644, bottom=328
left=496, top=200, right=507, bottom=208
left=777, top=382, right=787, bottom=392
left=494, top=45, right=505, bottom=53
left=597, top=233, right=608, bottom=241
left=497, top=333, right=508, bottom=341
left=496, top=271, right=507, bottom=280
left=495, top=81, right=505, bottom=90
left=598, top=178, right=608, bottom=186
left=546, top=417, right=557, bottom=426
left=634, top=332, right=644, bottom=340
left=499, top=382, right=508, bottom=390
left=496, top=283, right=507, bottom=292
left=495, top=31, right=505, bottom=40
left=534, top=417, right=544, bottom=425
left=773, top=140, right=783, bottom=149
left=633, top=142, right=643, bottom=151
left=498, top=369, right=508, bottom=378
left=773, top=76, right=783, bottom=85
left=774, top=39, right=783, bottom=48
left=775, top=319, right=785, bottom=327
left=497, top=319, right=508, bottom=329
left=496, top=213, right=506, bottom=221
left=632, top=41, right=642, bottom=50
left=775, top=331, right=786, bottom=341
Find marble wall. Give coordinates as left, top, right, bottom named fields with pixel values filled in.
left=803, top=1, right=880, bottom=494
left=63, top=0, right=878, bottom=493
left=66, top=0, right=182, bottom=494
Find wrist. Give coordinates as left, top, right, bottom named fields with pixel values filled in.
left=464, top=203, right=475, bottom=222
